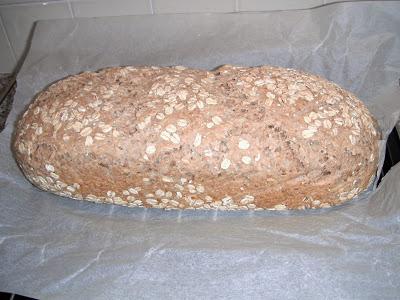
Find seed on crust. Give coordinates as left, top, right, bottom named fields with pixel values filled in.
left=50, top=172, right=59, bottom=179
left=196, top=185, right=205, bottom=193
left=193, top=133, right=202, bottom=147
left=206, top=98, right=217, bottom=105
left=155, top=189, right=165, bottom=197
left=266, top=92, right=275, bottom=99
left=238, top=138, right=250, bottom=150
left=240, top=195, right=254, bottom=205
left=164, top=106, right=174, bottom=115
left=160, top=131, right=170, bottom=141
left=95, top=133, right=106, bottom=140
left=302, top=129, right=315, bottom=139
left=221, top=158, right=231, bottom=170
left=85, top=136, right=93, bottom=146
left=80, top=127, right=92, bottom=137
left=177, top=119, right=188, bottom=127
left=323, top=119, right=332, bottom=129
left=146, top=198, right=158, bottom=205
left=170, top=200, right=179, bottom=207
left=204, top=149, right=213, bottom=157
left=170, top=132, right=180, bottom=144
left=212, top=116, right=223, bottom=125
left=162, top=176, right=174, bottom=183
left=241, top=156, right=252, bottom=164
left=72, top=122, right=83, bottom=132
left=349, top=135, right=357, bottom=145
left=274, top=204, right=287, bottom=210
left=166, top=124, right=177, bottom=133
left=309, top=112, right=318, bottom=120
left=102, top=124, right=113, bottom=133
left=177, top=90, right=188, bottom=100
left=156, top=112, right=165, bottom=120
left=128, top=188, right=139, bottom=194
left=35, top=127, right=43, bottom=135
left=146, top=144, right=156, bottom=155
left=45, top=164, right=55, bottom=172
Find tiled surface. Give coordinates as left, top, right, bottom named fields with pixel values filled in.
left=0, top=0, right=397, bottom=73
left=238, top=0, right=324, bottom=11
left=153, top=0, right=236, bottom=13
left=0, top=0, right=45, bottom=4
left=0, top=17, right=15, bottom=73
left=0, top=1, right=72, bottom=68
left=71, top=0, right=151, bottom=17
left=323, top=0, right=355, bottom=3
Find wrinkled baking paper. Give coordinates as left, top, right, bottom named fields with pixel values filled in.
left=1, top=2, right=400, bottom=299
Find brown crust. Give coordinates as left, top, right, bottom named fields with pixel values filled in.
left=13, top=65, right=380, bottom=210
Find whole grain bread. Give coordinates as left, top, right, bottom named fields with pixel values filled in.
left=13, top=65, right=380, bottom=210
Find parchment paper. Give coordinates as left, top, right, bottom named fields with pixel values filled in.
left=1, top=2, right=400, bottom=299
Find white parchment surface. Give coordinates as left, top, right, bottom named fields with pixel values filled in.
left=1, top=2, right=400, bottom=299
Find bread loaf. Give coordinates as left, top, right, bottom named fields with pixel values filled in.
left=13, top=65, right=380, bottom=210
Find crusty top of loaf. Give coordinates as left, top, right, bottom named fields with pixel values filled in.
left=14, top=65, right=380, bottom=210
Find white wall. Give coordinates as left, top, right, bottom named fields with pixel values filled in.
left=0, top=0, right=363, bottom=73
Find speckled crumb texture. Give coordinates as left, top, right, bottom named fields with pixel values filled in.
left=13, top=65, right=380, bottom=210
